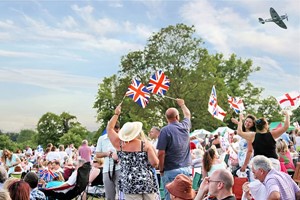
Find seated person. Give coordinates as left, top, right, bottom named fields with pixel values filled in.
left=63, top=158, right=75, bottom=181
left=24, top=172, right=46, bottom=200
left=166, top=174, right=195, bottom=200
left=44, top=159, right=86, bottom=193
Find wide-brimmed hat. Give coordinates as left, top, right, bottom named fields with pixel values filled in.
left=118, top=122, right=143, bottom=142
left=166, top=174, right=196, bottom=200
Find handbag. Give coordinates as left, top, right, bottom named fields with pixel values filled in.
left=192, top=172, right=202, bottom=190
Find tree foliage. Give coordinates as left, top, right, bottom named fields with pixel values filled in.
left=94, top=23, right=267, bottom=132
left=17, top=129, right=38, bottom=149
left=0, top=134, right=18, bottom=151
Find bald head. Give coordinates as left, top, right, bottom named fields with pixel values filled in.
left=165, top=108, right=179, bottom=122
left=211, top=169, right=234, bottom=190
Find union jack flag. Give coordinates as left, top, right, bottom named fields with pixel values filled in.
left=276, top=91, right=300, bottom=110
left=227, top=95, right=245, bottom=114
left=126, top=79, right=150, bottom=108
left=147, top=70, right=170, bottom=96
left=208, top=85, right=218, bottom=116
left=39, top=169, right=59, bottom=182
left=208, top=105, right=226, bottom=121
left=208, top=85, right=217, bottom=108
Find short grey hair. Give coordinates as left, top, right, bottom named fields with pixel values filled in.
left=152, top=126, right=160, bottom=132
left=0, top=166, right=8, bottom=183
left=251, top=155, right=272, bottom=172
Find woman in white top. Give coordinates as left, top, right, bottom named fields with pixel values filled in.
left=202, top=147, right=227, bottom=178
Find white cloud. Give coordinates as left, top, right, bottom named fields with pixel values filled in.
left=0, top=91, right=100, bottom=132
left=0, top=68, right=100, bottom=91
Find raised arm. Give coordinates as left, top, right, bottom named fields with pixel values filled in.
left=106, top=104, right=121, bottom=150
left=271, top=110, right=290, bottom=139
left=144, top=140, right=159, bottom=168
left=237, top=114, right=255, bottom=143
left=176, top=98, right=191, bottom=119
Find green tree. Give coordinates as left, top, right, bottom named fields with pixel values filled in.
left=17, top=129, right=38, bottom=149
left=59, top=126, right=89, bottom=148
left=37, top=112, right=64, bottom=147
left=0, top=134, right=18, bottom=151
left=292, top=107, right=300, bottom=124
left=94, top=24, right=265, bottom=132
left=256, top=96, right=282, bottom=122
left=60, top=112, right=77, bottom=133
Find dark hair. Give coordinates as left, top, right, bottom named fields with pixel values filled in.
left=24, top=172, right=38, bottom=189
left=203, top=148, right=216, bottom=172
left=255, top=118, right=267, bottom=131
left=242, top=114, right=256, bottom=132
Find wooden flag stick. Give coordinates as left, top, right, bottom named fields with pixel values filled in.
left=119, top=94, right=126, bottom=105
left=161, top=95, right=177, bottom=100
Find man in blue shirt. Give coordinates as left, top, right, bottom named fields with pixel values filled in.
left=157, top=98, right=192, bottom=200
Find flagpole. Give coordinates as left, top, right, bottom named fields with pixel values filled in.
left=161, top=95, right=177, bottom=101
left=120, top=95, right=126, bottom=105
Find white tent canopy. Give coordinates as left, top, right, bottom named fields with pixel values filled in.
left=212, top=127, right=234, bottom=136
left=189, top=129, right=212, bottom=138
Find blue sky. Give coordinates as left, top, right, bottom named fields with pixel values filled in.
left=0, top=0, right=299, bottom=132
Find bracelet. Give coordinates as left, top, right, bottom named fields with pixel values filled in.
left=108, top=151, right=113, bottom=158
left=114, top=114, right=119, bottom=116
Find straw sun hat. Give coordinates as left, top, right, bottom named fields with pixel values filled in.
left=118, top=122, right=143, bottom=142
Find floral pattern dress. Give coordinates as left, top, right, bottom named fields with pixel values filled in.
left=117, top=141, right=158, bottom=194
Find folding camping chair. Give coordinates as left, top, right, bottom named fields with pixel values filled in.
left=41, top=162, right=91, bottom=200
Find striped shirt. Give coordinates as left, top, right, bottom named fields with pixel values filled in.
left=264, top=169, right=300, bottom=200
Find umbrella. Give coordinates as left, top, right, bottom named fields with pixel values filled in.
left=190, top=129, right=212, bottom=138
left=39, top=169, right=59, bottom=182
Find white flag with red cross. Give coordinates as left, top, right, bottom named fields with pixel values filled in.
left=276, top=91, right=300, bottom=110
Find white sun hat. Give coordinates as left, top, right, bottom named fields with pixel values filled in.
left=118, top=121, right=143, bottom=142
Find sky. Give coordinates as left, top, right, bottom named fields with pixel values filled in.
left=0, top=0, right=299, bottom=133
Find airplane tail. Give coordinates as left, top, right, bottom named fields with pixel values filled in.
left=258, top=18, right=265, bottom=24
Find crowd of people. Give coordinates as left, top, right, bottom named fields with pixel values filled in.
left=1, top=98, right=300, bottom=200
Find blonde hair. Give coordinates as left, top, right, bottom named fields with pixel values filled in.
left=0, top=189, right=11, bottom=200
left=276, top=139, right=288, bottom=153
left=3, top=177, right=20, bottom=190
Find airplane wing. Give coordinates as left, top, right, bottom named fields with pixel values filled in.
left=270, top=7, right=287, bottom=29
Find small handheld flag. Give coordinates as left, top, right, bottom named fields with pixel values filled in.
left=208, top=104, right=227, bottom=121
left=208, top=85, right=217, bottom=109
left=227, top=95, right=245, bottom=114
left=275, top=91, right=300, bottom=110
left=147, top=70, right=170, bottom=96
left=125, top=79, right=150, bottom=108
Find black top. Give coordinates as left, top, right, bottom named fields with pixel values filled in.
left=252, top=132, right=278, bottom=159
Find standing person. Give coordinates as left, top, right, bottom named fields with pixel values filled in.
left=96, top=122, right=121, bottom=200
left=149, top=126, right=160, bottom=153
left=157, top=98, right=191, bottom=200
left=237, top=111, right=290, bottom=170
left=65, top=144, right=74, bottom=159
left=250, top=155, right=300, bottom=199
left=231, top=114, right=256, bottom=178
left=107, top=104, right=159, bottom=200
left=78, top=140, right=92, bottom=162
left=195, top=168, right=236, bottom=200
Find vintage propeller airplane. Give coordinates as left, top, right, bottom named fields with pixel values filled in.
left=258, top=7, right=288, bottom=29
